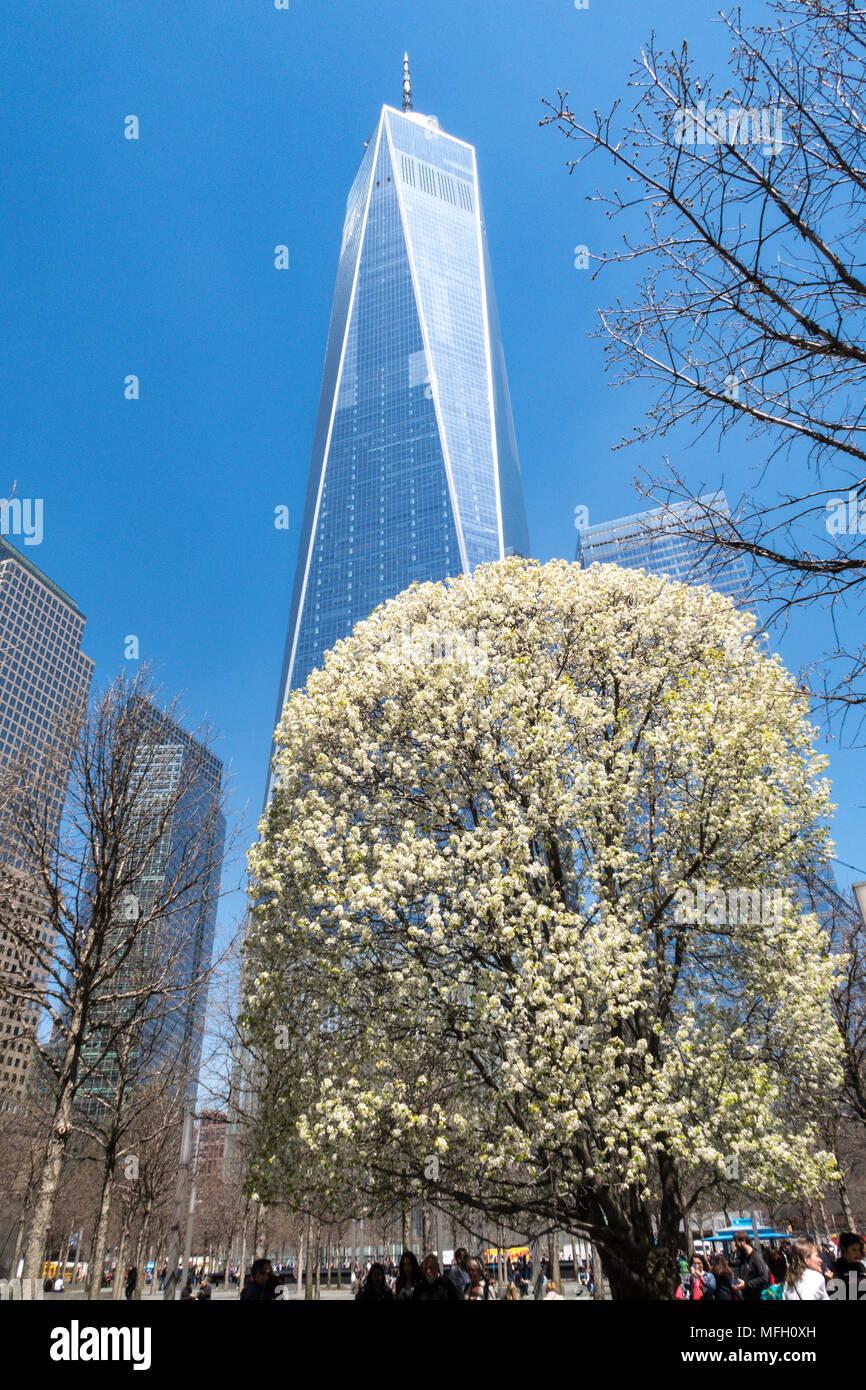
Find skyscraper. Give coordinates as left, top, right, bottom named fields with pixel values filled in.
left=575, top=492, right=749, bottom=601
left=77, top=702, right=225, bottom=1115
left=272, top=59, right=530, bottom=743
left=0, top=539, right=94, bottom=1106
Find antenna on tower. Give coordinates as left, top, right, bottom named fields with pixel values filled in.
left=402, top=52, right=413, bottom=112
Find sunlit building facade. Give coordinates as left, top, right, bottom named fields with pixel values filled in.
left=271, top=63, right=530, bottom=761
left=575, top=492, right=749, bottom=601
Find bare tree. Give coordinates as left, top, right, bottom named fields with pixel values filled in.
left=544, top=1, right=866, bottom=728
left=0, top=667, right=230, bottom=1284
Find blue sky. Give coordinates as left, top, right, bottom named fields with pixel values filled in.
left=2, top=0, right=863, bottom=975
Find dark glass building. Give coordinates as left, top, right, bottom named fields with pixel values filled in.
left=272, top=61, right=530, bottom=753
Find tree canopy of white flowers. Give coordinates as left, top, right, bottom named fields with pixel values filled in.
left=244, top=557, right=843, bottom=1299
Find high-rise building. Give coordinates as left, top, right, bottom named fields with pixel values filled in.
left=196, top=1108, right=228, bottom=1183
left=0, top=539, right=94, bottom=1106
left=575, top=492, right=749, bottom=601
left=77, top=702, right=225, bottom=1115
left=272, top=58, right=530, bottom=745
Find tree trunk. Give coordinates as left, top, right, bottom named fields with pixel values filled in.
left=304, top=1216, right=314, bottom=1300
left=112, top=1204, right=132, bottom=1301
left=819, top=1199, right=831, bottom=1244
left=591, top=1244, right=605, bottom=1301
left=22, top=995, right=90, bottom=1283
left=401, top=1209, right=410, bottom=1251
left=11, top=1203, right=29, bottom=1280
left=296, top=1218, right=305, bottom=1300
left=238, top=1201, right=249, bottom=1295
left=548, top=1231, right=561, bottom=1288
left=86, top=1163, right=115, bottom=1301
left=839, top=1171, right=856, bottom=1231
left=22, top=1100, right=72, bottom=1281
left=132, top=1214, right=149, bottom=1301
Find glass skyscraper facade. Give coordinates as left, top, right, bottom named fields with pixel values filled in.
left=272, top=74, right=530, bottom=747
left=77, top=702, right=225, bottom=1115
left=575, top=492, right=749, bottom=601
left=0, top=539, right=93, bottom=1107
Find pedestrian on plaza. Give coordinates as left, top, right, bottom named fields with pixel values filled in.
left=783, top=1239, right=829, bottom=1301
left=356, top=1262, right=393, bottom=1301
left=240, top=1257, right=277, bottom=1301
left=760, top=1249, right=787, bottom=1301
left=198, top=1277, right=212, bottom=1301
left=413, top=1253, right=460, bottom=1301
left=831, top=1233, right=866, bottom=1300
left=157, top=1263, right=167, bottom=1292
left=466, top=1257, right=492, bottom=1301
left=709, top=1256, right=736, bottom=1301
left=504, top=1281, right=521, bottom=1301
left=447, top=1247, right=470, bottom=1299
left=394, top=1250, right=422, bottom=1300
left=680, top=1254, right=715, bottom=1301
left=124, top=1266, right=137, bottom=1301
left=731, top=1232, right=770, bottom=1300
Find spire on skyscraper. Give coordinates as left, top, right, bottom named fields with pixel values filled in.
left=403, top=52, right=413, bottom=112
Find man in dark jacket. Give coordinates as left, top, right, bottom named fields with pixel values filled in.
left=831, top=1233, right=866, bottom=1300
left=414, top=1254, right=460, bottom=1301
left=731, top=1232, right=770, bottom=1300
left=240, top=1258, right=277, bottom=1300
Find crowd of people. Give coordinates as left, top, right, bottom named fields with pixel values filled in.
left=352, top=1248, right=588, bottom=1301
left=676, top=1230, right=866, bottom=1302
left=235, top=1230, right=865, bottom=1301
left=237, top=1248, right=581, bottom=1301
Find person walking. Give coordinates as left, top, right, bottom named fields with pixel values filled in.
left=760, top=1249, right=788, bottom=1301
left=678, top=1254, right=716, bottom=1301
left=731, top=1232, right=770, bottom=1300
left=447, top=1247, right=470, bottom=1300
left=124, top=1266, right=137, bottom=1301
left=831, top=1233, right=866, bottom=1301
left=709, top=1256, right=736, bottom=1301
left=783, top=1239, right=829, bottom=1301
left=466, top=1257, right=492, bottom=1301
left=413, top=1254, right=460, bottom=1301
left=394, top=1250, right=422, bottom=1301
left=356, top=1262, right=393, bottom=1301
left=240, top=1258, right=277, bottom=1301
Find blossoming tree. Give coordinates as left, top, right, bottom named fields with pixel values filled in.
left=245, top=558, right=842, bottom=1299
